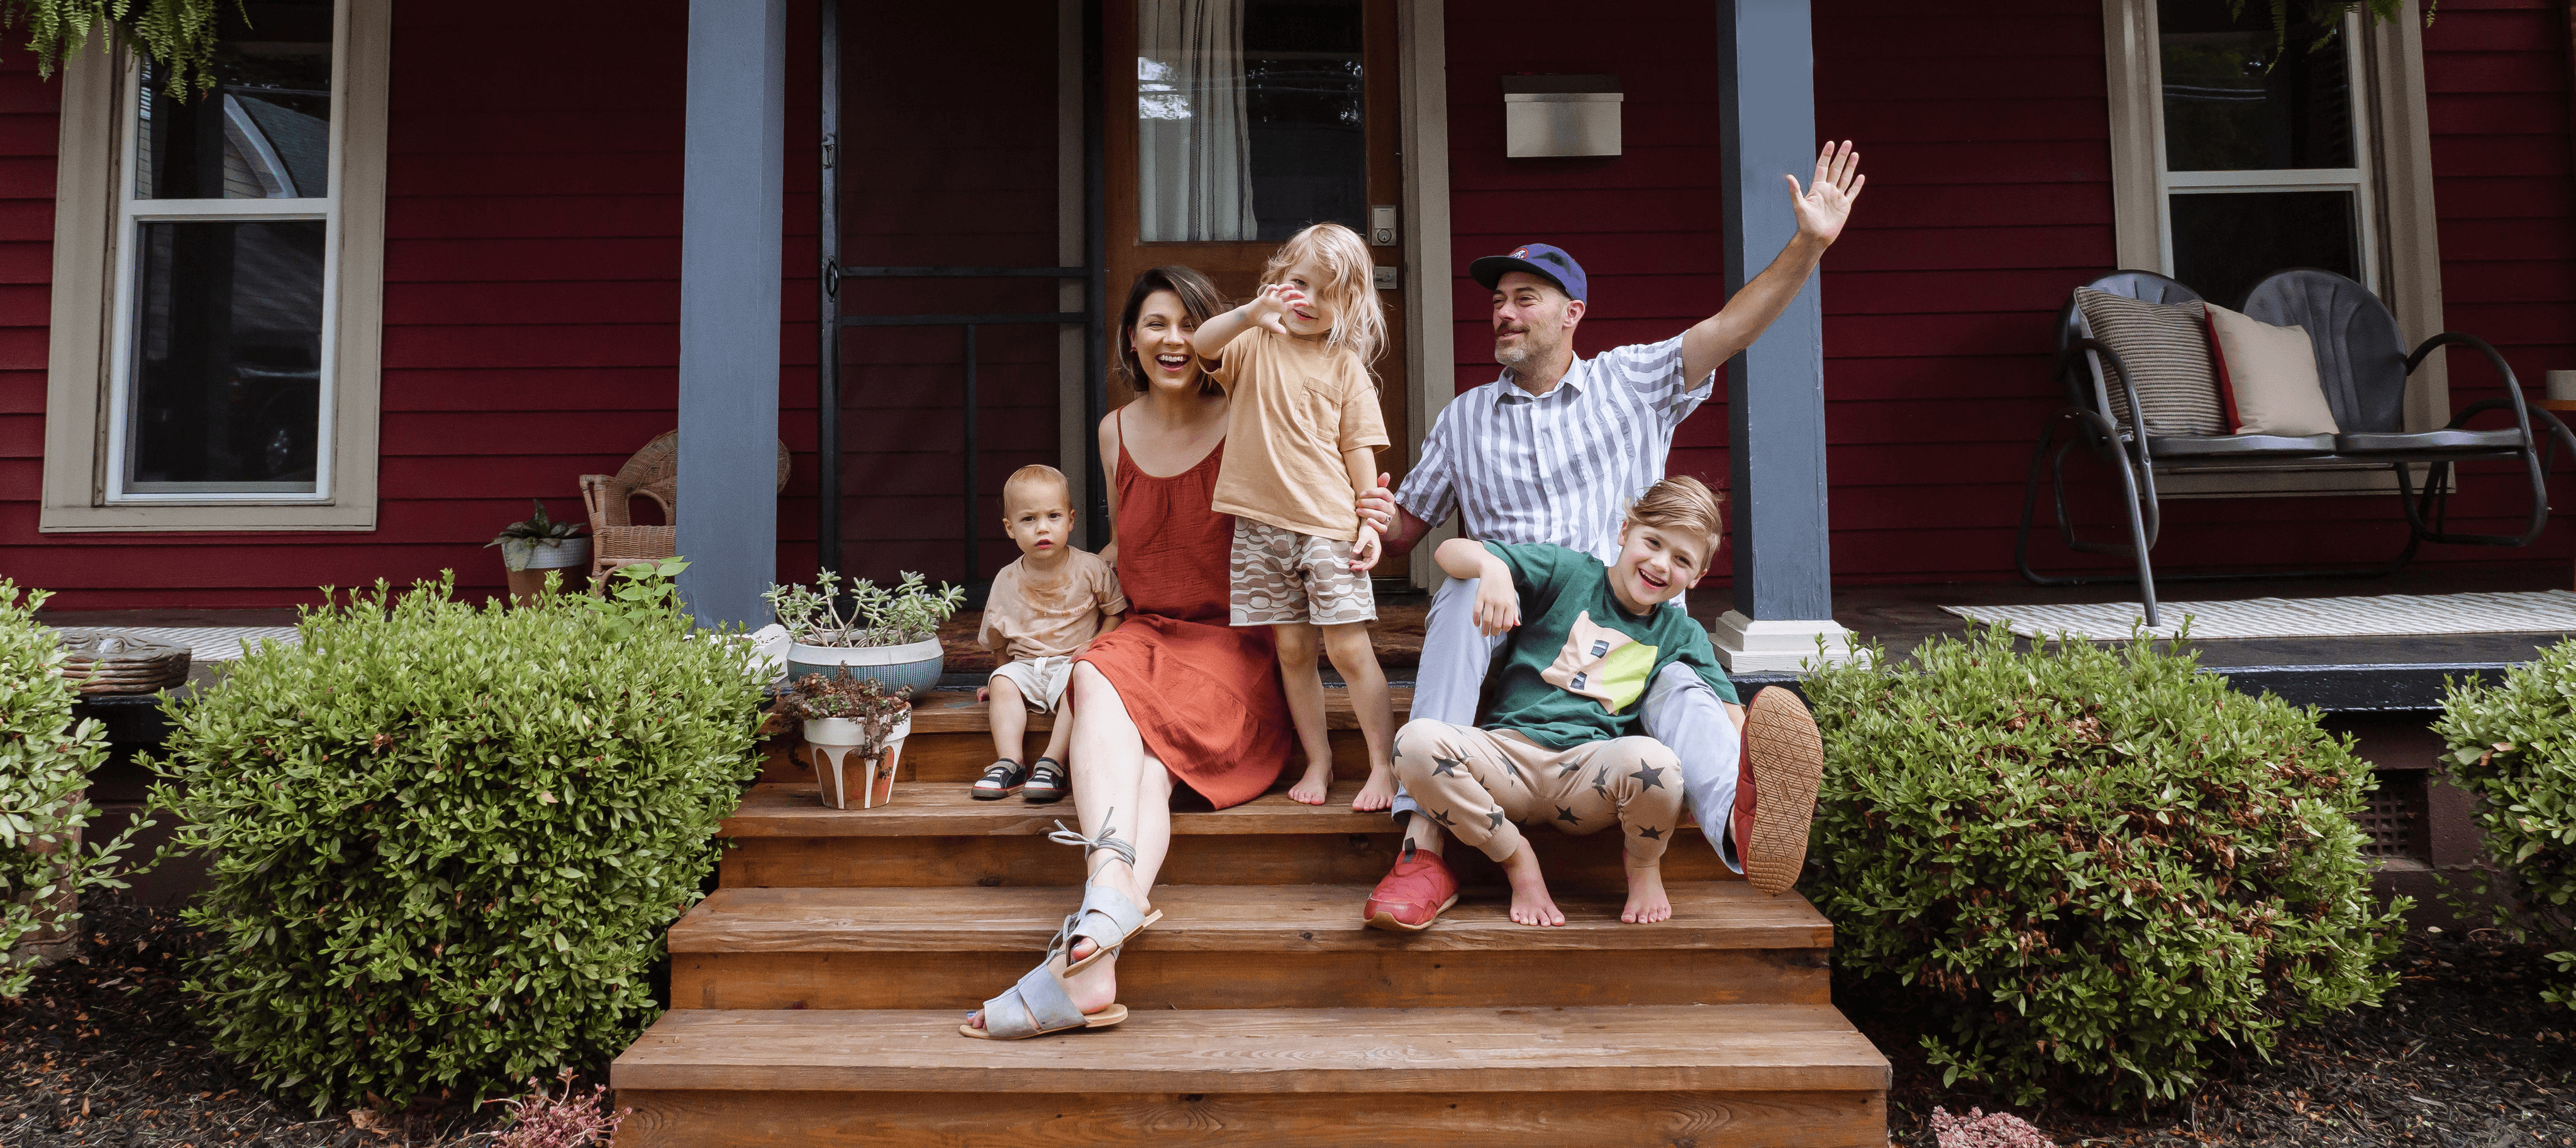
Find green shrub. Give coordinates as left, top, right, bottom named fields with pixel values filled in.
left=147, top=573, right=765, bottom=1111
left=2432, top=641, right=2576, bottom=1007
left=0, top=580, right=147, bottom=998
left=1802, top=625, right=2406, bottom=1107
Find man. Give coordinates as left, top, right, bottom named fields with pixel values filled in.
left=1354, top=141, right=1865, bottom=929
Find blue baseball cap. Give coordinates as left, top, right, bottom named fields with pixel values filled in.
left=1469, top=243, right=1587, bottom=302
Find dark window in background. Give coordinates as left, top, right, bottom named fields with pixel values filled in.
left=137, top=0, right=334, bottom=199
left=126, top=220, right=327, bottom=492
left=2158, top=0, right=2353, bottom=172
left=1243, top=0, right=1365, bottom=241
left=2169, top=190, right=2361, bottom=308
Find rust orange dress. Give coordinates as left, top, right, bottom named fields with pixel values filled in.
left=1072, top=421, right=1293, bottom=809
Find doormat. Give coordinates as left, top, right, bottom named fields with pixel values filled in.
left=1943, top=590, right=2576, bottom=641
left=50, top=626, right=302, bottom=662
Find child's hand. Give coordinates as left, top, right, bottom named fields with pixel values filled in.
left=1350, top=522, right=1382, bottom=571
left=976, top=686, right=991, bottom=703
left=1248, top=284, right=1303, bottom=336
left=1472, top=561, right=1521, bottom=636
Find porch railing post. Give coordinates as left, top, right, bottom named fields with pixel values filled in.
left=1711, top=0, right=1860, bottom=671
left=678, top=0, right=787, bottom=627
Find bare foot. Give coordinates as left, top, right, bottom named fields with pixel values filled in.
left=1350, top=768, right=1396, bottom=812
left=1500, top=846, right=1564, bottom=927
left=1621, top=853, right=1672, bottom=924
left=1287, top=763, right=1334, bottom=805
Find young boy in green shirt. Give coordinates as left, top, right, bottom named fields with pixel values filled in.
left=1392, top=475, right=1758, bottom=927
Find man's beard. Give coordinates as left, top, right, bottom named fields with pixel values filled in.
left=1496, top=329, right=1553, bottom=370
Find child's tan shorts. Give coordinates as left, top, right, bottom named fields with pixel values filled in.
left=988, top=655, right=1075, bottom=714
left=1228, top=518, right=1375, bottom=627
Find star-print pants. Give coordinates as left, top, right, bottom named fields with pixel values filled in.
left=1389, top=719, right=1685, bottom=866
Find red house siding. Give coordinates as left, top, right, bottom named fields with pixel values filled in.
left=0, top=51, right=60, bottom=595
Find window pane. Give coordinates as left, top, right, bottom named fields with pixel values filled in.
left=125, top=221, right=326, bottom=494
left=136, top=0, right=335, bottom=199
left=1138, top=0, right=1363, bottom=242
left=2158, top=0, right=2353, bottom=172
left=2169, top=189, right=2359, bottom=308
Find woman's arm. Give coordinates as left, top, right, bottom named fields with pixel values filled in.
left=1094, top=412, right=1122, bottom=566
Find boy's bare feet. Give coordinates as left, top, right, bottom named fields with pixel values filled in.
left=1500, top=846, right=1564, bottom=927
left=1621, top=852, right=1672, bottom=924
left=1350, top=767, right=1395, bottom=812
left=1287, top=763, right=1334, bottom=805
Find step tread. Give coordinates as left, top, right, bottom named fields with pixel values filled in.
left=669, top=883, right=1831, bottom=953
left=610, top=1005, right=1890, bottom=1094
left=724, top=782, right=1706, bottom=838
left=904, top=687, right=1413, bottom=734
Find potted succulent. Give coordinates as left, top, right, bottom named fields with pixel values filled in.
left=487, top=500, right=591, bottom=603
left=763, top=570, right=964, bottom=695
left=777, top=673, right=913, bottom=809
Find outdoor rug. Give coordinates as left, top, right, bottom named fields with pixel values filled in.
left=49, top=625, right=302, bottom=663
left=1943, top=589, right=2576, bottom=641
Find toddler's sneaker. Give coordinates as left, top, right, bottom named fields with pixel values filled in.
left=1362, top=841, right=1459, bottom=931
left=1735, top=687, right=1826, bottom=895
left=971, top=759, right=1029, bottom=801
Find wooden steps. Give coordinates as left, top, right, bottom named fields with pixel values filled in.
left=611, top=690, right=1889, bottom=1145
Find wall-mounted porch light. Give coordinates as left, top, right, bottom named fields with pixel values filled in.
left=1502, top=74, right=1622, bottom=158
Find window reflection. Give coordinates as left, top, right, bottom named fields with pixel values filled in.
left=2170, top=190, right=2360, bottom=308
left=126, top=221, right=326, bottom=494
left=1137, top=0, right=1363, bottom=243
left=136, top=0, right=333, bottom=199
left=2158, top=0, right=2353, bottom=172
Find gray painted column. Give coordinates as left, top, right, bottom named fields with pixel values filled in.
left=1716, top=0, right=1831, bottom=622
left=677, top=0, right=787, bottom=627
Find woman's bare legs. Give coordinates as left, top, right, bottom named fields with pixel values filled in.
left=967, top=661, right=1174, bottom=1029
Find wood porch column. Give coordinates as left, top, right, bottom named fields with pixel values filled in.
left=677, top=0, right=788, bottom=627
left=1711, top=0, right=1860, bottom=671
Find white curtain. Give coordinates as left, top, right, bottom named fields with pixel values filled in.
left=1137, top=0, right=1256, bottom=241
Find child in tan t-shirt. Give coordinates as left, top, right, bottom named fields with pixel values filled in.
left=972, top=465, right=1126, bottom=804
left=1189, top=222, right=1398, bottom=812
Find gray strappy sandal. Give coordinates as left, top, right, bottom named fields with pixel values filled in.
left=957, top=959, right=1128, bottom=1040
left=1048, top=811, right=1163, bottom=978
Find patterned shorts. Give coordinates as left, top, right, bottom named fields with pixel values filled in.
left=1228, top=518, right=1376, bottom=627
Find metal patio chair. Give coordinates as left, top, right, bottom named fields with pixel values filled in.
left=2014, top=268, right=2573, bottom=627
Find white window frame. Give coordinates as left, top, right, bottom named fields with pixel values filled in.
left=2102, top=0, right=2448, bottom=499
left=42, top=1, right=391, bottom=531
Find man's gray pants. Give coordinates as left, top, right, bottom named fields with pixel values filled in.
left=1392, top=575, right=1744, bottom=871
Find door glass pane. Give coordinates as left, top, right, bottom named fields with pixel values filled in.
left=2158, top=0, right=2353, bottom=172
left=1138, top=0, right=1363, bottom=242
left=136, top=0, right=335, bottom=199
left=125, top=221, right=327, bottom=494
left=2170, top=189, right=2359, bottom=307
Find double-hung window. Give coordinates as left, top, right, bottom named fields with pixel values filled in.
left=43, top=0, right=390, bottom=531
left=2102, top=0, right=2448, bottom=495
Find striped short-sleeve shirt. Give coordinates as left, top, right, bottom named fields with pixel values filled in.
left=1396, top=335, right=1714, bottom=566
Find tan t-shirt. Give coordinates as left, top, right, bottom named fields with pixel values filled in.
left=1208, top=327, right=1391, bottom=541
left=978, top=548, right=1128, bottom=662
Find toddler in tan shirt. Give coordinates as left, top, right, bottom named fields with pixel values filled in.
left=1190, top=222, right=1399, bottom=813
left=972, top=465, right=1127, bottom=803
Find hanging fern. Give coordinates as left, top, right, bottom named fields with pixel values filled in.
left=2242, top=0, right=2434, bottom=52
left=2, top=0, right=233, bottom=96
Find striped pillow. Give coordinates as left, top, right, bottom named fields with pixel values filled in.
left=2073, top=288, right=2228, bottom=438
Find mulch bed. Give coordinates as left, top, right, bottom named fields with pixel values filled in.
left=1860, top=928, right=2576, bottom=1146
left=1, top=900, right=519, bottom=1147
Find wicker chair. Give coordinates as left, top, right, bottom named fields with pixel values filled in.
left=579, top=431, right=793, bottom=585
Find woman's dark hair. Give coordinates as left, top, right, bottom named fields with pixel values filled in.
left=1116, top=265, right=1227, bottom=396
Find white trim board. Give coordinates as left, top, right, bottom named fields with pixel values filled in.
left=1945, top=590, right=2576, bottom=642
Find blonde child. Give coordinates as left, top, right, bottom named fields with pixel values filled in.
left=972, top=465, right=1126, bottom=803
left=1189, top=223, right=1398, bottom=811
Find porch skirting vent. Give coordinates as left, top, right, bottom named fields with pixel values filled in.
left=1945, top=590, right=2576, bottom=641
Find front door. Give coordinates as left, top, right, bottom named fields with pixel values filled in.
left=1105, top=0, right=1409, bottom=484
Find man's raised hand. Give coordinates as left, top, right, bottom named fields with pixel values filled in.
left=1786, top=140, right=1863, bottom=246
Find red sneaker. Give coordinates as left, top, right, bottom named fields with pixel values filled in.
left=1362, top=842, right=1459, bottom=932
left=1738, top=687, right=1825, bottom=895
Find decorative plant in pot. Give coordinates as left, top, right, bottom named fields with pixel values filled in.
left=486, top=500, right=592, bottom=604
left=763, top=570, right=965, bottom=695
left=776, top=673, right=913, bottom=809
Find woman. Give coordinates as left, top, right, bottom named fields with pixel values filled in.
left=963, top=266, right=1297, bottom=1039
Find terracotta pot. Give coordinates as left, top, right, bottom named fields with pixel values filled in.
left=804, top=715, right=911, bottom=810
left=4, top=790, right=81, bottom=969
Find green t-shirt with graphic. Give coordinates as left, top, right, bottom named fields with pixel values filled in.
left=1476, top=541, right=1738, bottom=749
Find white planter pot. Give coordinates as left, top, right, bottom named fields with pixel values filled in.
left=786, top=636, right=945, bottom=695
left=501, top=536, right=592, bottom=572
left=804, top=714, right=910, bottom=810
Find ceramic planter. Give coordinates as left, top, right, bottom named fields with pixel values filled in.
left=501, top=537, right=593, bottom=604
left=786, top=636, right=945, bottom=695
left=805, top=714, right=910, bottom=809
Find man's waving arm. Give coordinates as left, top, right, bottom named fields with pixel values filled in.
left=1678, top=140, right=1865, bottom=388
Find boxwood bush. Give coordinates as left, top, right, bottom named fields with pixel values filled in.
left=1802, top=625, right=2406, bottom=1107
left=147, top=574, right=765, bottom=1110
left=0, top=580, right=145, bottom=998
left=2433, top=640, right=2576, bottom=1007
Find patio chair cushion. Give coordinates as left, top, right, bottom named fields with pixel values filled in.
left=2146, top=433, right=2336, bottom=458
left=2074, top=288, right=2228, bottom=438
left=2334, top=428, right=2526, bottom=456
left=2204, top=304, right=2338, bottom=437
